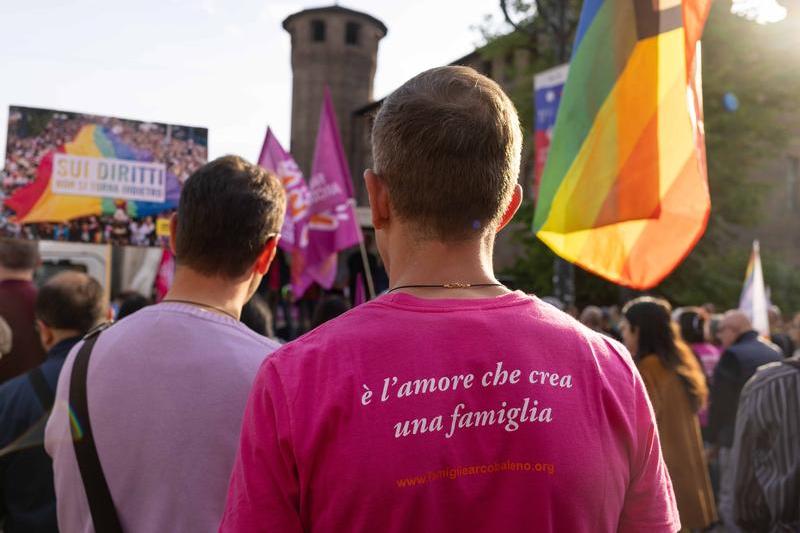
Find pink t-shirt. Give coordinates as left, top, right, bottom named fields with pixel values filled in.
left=221, top=292, right=679, bottom=532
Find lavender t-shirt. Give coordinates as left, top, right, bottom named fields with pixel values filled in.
left=45, top=302, right=279, bottom=532
left=221, top=292, right=679, bottom=532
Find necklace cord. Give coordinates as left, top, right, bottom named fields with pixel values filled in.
left=387, top=282, right=504, bottom=294
left=161, top=299, right=239, bottom=320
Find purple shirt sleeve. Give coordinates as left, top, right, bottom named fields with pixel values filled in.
left=220, top=357, right=303, bottom=533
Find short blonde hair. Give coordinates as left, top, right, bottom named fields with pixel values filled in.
left=371, top=66, right=522, bottom=241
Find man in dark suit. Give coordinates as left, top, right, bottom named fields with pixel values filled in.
left=0, top=271, right=106, bottom=532
left=708, top=310, right=782, bottom=531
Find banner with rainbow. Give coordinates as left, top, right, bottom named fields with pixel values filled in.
left=2, top=106, right=207, bottom=246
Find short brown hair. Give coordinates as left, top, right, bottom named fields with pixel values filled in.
left=371, top=66, right=522, bottom=241
left=176, top=155, right=286, bottom=278
left=0, top=238, right=39, bottom=271
left=36, top=271, right=105, bottom=334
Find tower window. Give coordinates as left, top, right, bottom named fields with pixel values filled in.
left=346, top=22, right=360, bottom=46
left=311, top=20, right=326, bottom=42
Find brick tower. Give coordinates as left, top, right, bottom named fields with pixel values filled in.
left=283, top=6, right=387, bottom=178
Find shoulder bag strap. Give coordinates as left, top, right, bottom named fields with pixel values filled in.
left=69, top=324, right=123, bottom=533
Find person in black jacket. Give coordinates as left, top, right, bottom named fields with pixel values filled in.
left=708, top=310, right=782, bottom=531
left=0, top=271, right=106, bottom=532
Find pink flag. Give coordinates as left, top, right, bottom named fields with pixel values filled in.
left=301, top=88, right=362, bottom=289
left=257, top=129, right=317, bottom=296
left=308, top=87, right=355, bottom=213
left=154, top=246, right=175, bottom=302
left=257, top=128, right=310, bottom=253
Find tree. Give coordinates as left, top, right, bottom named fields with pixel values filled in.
left=480, top=0, right=800, bottom=311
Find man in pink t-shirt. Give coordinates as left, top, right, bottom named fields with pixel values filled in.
left=221, top=66, right=679, bottom=532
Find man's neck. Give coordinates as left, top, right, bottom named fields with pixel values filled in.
left=163, top=266, right=251, bottom=319
left=0, top=267, right=34, bottom=282
left=386, top=232, right=509, bottom=299
left=46, top=330, right=83, bottom=352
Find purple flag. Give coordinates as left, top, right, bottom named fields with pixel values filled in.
left=301, top=88, right=362, bottom=289
left=308, top=87, right=356, bottom=214
left=257, top=128, right=310, bottom=252
left=256, top=128, right=315, bottom=296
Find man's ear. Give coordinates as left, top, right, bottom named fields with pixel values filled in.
left=496, top=184, right=523, bottom=233
left=254, top=235, right=280, bottom=275
left=168, top=213, right=178, bottom=255
left=364, top=169, right=391, bottom=230
left=36, top=319, right=53, bottom=349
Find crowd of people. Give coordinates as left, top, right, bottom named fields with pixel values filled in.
left=0, top=67, right=798, bottom=532
left=1, top=107, right=207, bottom=246
left=2, top=211, right=169, bottom=247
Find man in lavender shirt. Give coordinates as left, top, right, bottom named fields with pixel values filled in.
left=45, top=155, right=286, bottom=532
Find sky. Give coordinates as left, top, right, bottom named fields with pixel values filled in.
left=0, top=0, right=508, bottom=163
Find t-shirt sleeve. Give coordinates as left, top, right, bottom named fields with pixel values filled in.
left=219, top=357, right=303, bottom=533
left=618, top=369, right=680, bottom=533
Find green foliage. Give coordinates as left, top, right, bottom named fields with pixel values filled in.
left=659, top=1, right=800, bottom=309
left=482, top=1, right=800, bottom=309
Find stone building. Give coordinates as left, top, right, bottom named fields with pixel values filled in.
left=283, top=5, right=534, bottom=269
left=282, top=6, right=386, bottom=178
left=282, top=4, right=800, bottom=291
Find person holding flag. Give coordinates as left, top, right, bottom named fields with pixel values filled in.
left=221, top=66, right=679, bottom=532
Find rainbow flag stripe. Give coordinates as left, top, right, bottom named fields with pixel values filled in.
left=6, top=124, right=181, bottom=223
left=533, top=0, right=712, bottom=289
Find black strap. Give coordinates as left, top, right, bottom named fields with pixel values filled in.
left=69, top=326, right=123, bottom=533
left=28, top=367, right=55, bottom=411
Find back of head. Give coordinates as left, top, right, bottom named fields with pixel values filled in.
left=311, top=295, right=350, bottom=330
left=677, top=308, right=706, bottom=344
left=624, top=297, right=707, bottom=411
left=371, top=66, right=522, bottom=241
left=623, top=297, right=676, bottom=361
left=116, top=291, right=151, bottom=320
left=176, top=155, right=286, bottom=279
left=0, top=238, right=39, bottom=273
left=35, top=271, right=105, bottom=335
left=240, top=294, right=274, bottom=338
left=722, top=309, right=752, bottom=337
left=580, top=306, right=603, bottom=331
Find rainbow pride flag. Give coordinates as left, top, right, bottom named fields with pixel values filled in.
left=5, top=124, right=180, bottom=223
left=533, top=0, right=712, bottom=289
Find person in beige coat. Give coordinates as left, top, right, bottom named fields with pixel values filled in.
left=621, top=297, right=718, bottom=531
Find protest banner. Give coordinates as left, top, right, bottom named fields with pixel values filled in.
left=533, top=63, right=569, bottom=198
left=2, top=106, right=208, bottom=247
